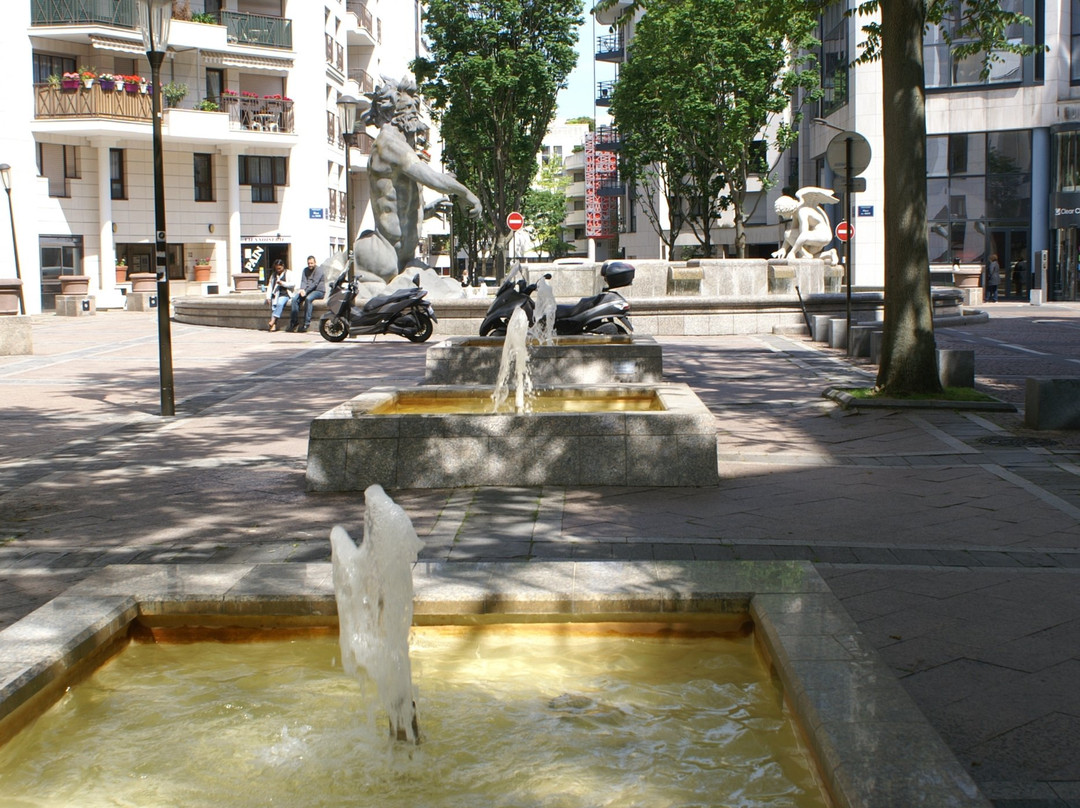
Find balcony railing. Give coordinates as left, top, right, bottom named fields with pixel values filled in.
left=348, top=68, right=374, bottom=95
left=221, top=95, right=295, bottom=133
left=222, top=10, right=292, bottom=49
left=595, top=171, right=625, bottom=196
left=32, top=0, right=136, bottom=28
left=594, top=125, right=622, bottom=150
left=596, top=33, right=625, bottom=61
left=35, top=82, right=150, bottom=121
left=346, top=0, right=374, bottom=36
left=596, top=80, right=615, bottom=107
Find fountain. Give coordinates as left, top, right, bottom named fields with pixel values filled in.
left=490, top=307, right=533, bottom=415
left=330, top=485, right=423, bottom=743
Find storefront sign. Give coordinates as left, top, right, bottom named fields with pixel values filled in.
left=1053, top=193, right=1080, bottom=227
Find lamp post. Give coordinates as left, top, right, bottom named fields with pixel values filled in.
left=337, top=94, right=360, bottom=282
left=0, top=164, right=26, bottom=315
left=137, top=0, right=175, bottom=416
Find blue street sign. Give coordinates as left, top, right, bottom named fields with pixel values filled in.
left=857, top=205, right=874, bottom=217
left=309, top=208, right=325, bottom=219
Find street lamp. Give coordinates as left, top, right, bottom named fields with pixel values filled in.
left=812, top=117, right=857, bottom=346
left=0, top=163, right=26, bottom=315
left=137, top=0, right=175, bottom=416
left=337, top=94, right=360, bottom=281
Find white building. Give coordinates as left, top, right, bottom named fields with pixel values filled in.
left=0, top=0, right=431, bottom=315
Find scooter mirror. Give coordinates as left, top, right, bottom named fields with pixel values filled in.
left=413, top=273, right=421, bottom=287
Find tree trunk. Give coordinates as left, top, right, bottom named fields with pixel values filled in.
left=876, top=0, right=941, bottom=395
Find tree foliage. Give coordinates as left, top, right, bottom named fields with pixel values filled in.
left=413, top=0, right=582, bottom=277
left=523, top=156, right=574, bottom=259
left=609, top=0, right=819, bottom=257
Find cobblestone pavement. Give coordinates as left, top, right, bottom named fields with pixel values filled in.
left=1, top=302, right=1079, bottom=807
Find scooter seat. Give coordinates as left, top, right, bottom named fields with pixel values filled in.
left=363, top=288, right=415, bottom=312
left=556, top=294, right=602, bottom=319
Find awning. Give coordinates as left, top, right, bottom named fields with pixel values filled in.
left=90, top=35, right=146, bottom=55
left=203, top=51, right=293, bottom=72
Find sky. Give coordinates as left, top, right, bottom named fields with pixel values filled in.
left=556, top=15, right=602, bottom=121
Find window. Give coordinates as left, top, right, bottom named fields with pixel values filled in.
left=818, top=3, right=848, bottom=116
left=925, top=0, right=1037, bottom=89
left=1073, top=0, right=1080, bottom=82
left=36, top=144, right=78, bottom=197
left=32, top=53, right=75, bottom=84
left=194, top=153, right=214, bottom=201
left=205, top=68, right=224, bottom=105
left=110, top=149, right=125, bottom=200
left=239, top=155, right=287, bottom=203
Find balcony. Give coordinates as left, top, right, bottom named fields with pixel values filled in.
left=594, top=171, right=625, bottom=197
left=221, top=10, right=292, bottom=50
left=31, top=0, right=136, bottom=28
left=594, top=125, right=622, bottom=150
left=596, top=33, right=625, bottom=63
left=596, top=80, right=615, bottom=107
left=345, top=0, right=377, bottom=47
left=325, top=33, right=344, bottom=73
left=348, top=68, right=375, bottom=95
left=35, top=85, right=295, bottom=137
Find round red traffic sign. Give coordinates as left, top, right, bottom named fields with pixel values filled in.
left=506, top=211, right=524, bottom=231
left=835, top=221, right=854, bottom=242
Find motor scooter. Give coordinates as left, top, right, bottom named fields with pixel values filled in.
left=549, top=260, right=635, bottom=336
left=318, top=272, right=436, bottom=343
left=479, top=264, right=541, bottom=337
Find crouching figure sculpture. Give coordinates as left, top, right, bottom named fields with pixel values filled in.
left=772, top=187, right=840, bottom=265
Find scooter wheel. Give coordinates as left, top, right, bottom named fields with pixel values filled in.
left=319, top=316, right=350, bottom=342
left=591, top=320, right=631, bottom=335
left=479, top=320, right=507, bottom=337
left=406, top=311, right=434, bottom=343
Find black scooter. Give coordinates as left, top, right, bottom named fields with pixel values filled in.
left=318, top=272, right=436, bottom=343
left=479, top=264, right=541, bottom=337
left=548, top=260, right=635, bottom=336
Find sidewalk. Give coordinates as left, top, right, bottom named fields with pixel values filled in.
left=1, top=308, right=1078, bottom=807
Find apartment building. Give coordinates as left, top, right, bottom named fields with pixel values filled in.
left=583, top=0, right=1080, bottom=300
left=1, top=0, right=426, bottom=315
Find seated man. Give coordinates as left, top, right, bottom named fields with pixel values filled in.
left=287, top=255, right=325, bottom=332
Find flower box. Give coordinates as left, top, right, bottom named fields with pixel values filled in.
left=0, top=279, right=23, bottom=315
left=129, top=272, right=157, bottom=293
left=58, top=275, right=91, bottom=296
left=99, top=79, right=117, bottom=92
left=194, top=264, right=212, bottom=282
left=61, top=79, right=79, bottom=91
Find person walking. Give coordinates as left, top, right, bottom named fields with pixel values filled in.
left=985, top=253, right=1000, bottom=302
left=265, top=259, right=294, bottom=332
left=287, top=256, right=326, bottom=332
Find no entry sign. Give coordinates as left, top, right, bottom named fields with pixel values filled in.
left=506, top=211, right=524, bottom=231
left=835, top=221, right=854, bottom=242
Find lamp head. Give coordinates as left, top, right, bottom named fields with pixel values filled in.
left=0, top=164, right=10, bottom=192
left=337, top=94, right=360, bottom=135
left=137, top=0, right=173, bottom=54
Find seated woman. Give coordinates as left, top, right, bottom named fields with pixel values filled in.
left=266, top=259, right=295, bottom=332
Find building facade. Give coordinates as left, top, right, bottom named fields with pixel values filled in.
left=1, top=0, right=428, bottom=315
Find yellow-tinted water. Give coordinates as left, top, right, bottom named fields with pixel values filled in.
left=373, top=390, right=664, bottom=414
left=0, top=627, right=827, bottom=808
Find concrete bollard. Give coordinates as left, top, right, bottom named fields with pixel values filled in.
left=812, top=314, right=832, bottom=343
left=1025, top=377, right=1080, bottom=430
left=828, top=318, right=848, bottom=350
left=937, top=349, right=975, bottom=388
left=849, top=325, right=876, bottom=358
left=870, top=331, right=883, bottom=365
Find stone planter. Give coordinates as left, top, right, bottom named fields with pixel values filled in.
left=232, top=272, right=260, bottom=292
left=115, top=265, right=128, bottom=283
left=59, top=275, right=91, bottom=296
left=128, top=272, right=158, bottom=293
left=0, top=279, right=23, bottom=315
left=952, top=267, right=982, bottom=288
left=194, top=264, right=212, bottom=282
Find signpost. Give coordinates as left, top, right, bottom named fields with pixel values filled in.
left=825, top=130, right=871, bottom=350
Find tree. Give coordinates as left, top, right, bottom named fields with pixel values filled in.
left=854, top=0, right=1037, bottom=394
left=413, top=0, right=582, bottom=279
left=608, top=0, right=819, bottom=258
left=523, top=156, right=574, bottom=259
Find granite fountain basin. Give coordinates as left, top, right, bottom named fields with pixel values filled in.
left=0, top=561, right=990, bottom=808
left=423, top=334, right=663, bottom=385
left=305, top=383, right=719, bottom=490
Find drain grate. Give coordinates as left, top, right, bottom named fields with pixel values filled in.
left=976, top=435, right=1059, bottom=448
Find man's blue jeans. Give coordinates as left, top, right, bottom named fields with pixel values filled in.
left=290, top=290, right=325, bottom=329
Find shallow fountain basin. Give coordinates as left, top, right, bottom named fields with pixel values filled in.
left=306, top=383, right=719, bottom=490
left=424, top=334, right=663, bottom=385
left=0, top=561, right=990, bottom=807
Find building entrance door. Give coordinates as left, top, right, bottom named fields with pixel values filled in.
left=39, top=235, right=83, bottom=311
left=989, top=228, right=1029, bottom=301
left=1053, top=228, right=1080, bottom=301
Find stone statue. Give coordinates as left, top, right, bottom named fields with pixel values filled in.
left=351, top=76, right=482, bottom=285
left=772, top=187, right=840, bottom=265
